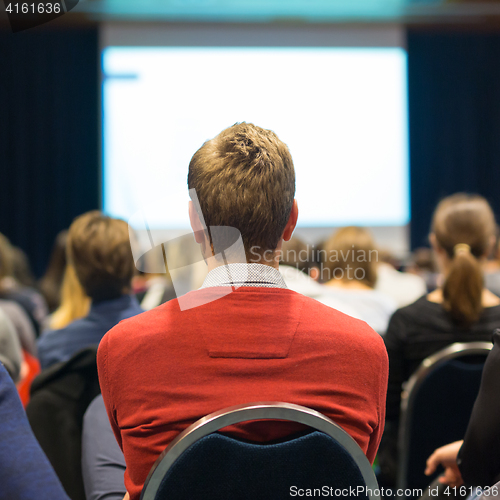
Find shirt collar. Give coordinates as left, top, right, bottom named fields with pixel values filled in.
left=201, top=263, right=287, bottom=289
left=89, top=294, right=139, bottom=314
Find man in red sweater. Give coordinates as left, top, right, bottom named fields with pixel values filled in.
left=98, top=123, right=388, bottom=500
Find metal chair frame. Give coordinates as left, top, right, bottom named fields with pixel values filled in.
left=141, top=401, right=381, bottom=500
left=397, top=341, right=493, bottom=490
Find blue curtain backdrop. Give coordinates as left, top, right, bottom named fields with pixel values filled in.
left=408, top=30, right=500, bottom=249
left=0, top=27, right=99, bottom=277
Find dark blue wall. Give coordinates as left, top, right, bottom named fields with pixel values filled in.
left=408, top=30, right=500, bottom=249
left=0, top=26, right=99, bottom=277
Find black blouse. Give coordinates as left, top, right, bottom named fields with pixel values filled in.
left=384, top=296, right=500, bottom=421
left=458, top=329, right=500, bottom=487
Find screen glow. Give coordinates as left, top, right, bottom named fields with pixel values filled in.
left=102, top=47, right=409, bottom=229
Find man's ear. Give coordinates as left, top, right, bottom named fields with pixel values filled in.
left=189, top=201, right=205, bottom=244
left=283, top=200, right=299, bottom=242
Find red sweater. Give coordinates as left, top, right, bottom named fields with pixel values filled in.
left=98, top=287, right=388, bottom=500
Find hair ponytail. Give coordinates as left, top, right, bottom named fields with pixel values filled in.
left=442, top=246, right=483, bottom=325
left=432, top=194, right=496, bottom=327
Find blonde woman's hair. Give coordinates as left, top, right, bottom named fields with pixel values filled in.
left=431, top=193, right=496, bottom=326
left=49, top=264, right=90, bottom=330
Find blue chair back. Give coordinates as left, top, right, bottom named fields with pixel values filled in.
left=141, top=402, right=380, bottom=500
left=398, top=342, right=492, bottom=495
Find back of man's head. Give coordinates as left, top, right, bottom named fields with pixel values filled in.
left=188, top=123, right=295, bottom=258
left=67, top=211, right=135, bottom=302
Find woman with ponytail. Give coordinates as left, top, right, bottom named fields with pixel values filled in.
left=378, top=194, right=500, bottom=488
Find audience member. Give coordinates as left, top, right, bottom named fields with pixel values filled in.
left=0, top=299, right=37, bottom=356
left=317, top=226, right=397, bottom=334
left=27, top=347, right=101, bottom=500
left=0, top=233, right=48, bottom=335
left=37, top=211, right=142, bottom=370
left=278, top=236, right=324, bottom=298
left=424, top=328, right=500, bottom=491
left=38, top=230, right=68, bottom=313
left=0, top=298, right=39, bottom=406
left=133, top=273, right=176, bottom=310
left=483, top=229, right=500, bottom=299
left=380, top=194, right=500, bottom=487
left=97, top=123, right=389, bottom=500
left=11, top=246, right=36, bottom=288
left=0, top=362, right=69, bottom=500
left=46, top=264, right=90, bottom=331
left=375, top=250, right=427, bottom=308
left=406, top=247, right=439, bottom=292
left=0, top=308, right=22, bottom=382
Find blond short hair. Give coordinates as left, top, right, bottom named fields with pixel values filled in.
left=188, top=123, right=295, bottom=256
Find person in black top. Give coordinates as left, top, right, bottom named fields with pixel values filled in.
left=379, top=194, right=500, bottom=487
left=425, top=328, right=500, bottom=490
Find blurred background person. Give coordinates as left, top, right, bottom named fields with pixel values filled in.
left=11, top=246, right=36, bottom=289
left=483, top=230, right=500, bottom=298
left=375, top=248, right=427, bottom=308
left=38, top=230, right=68, bottom=314
left=0, top=308, right=23, bottom=383
left=27, top=212, right=143, bottom=500
left=406, top=247, right=440, bottom=293
left=0, top=362, right=70, bottom=500
left=37, top=211, right=142, bottom=370
left=380, top=194, right=500, bottom=488
left=318, top=226, right=397, bottom=335
left=0, top=233, right=48, bottom=336
left=133, top=272, right=176, bottom=310
left=0, top=299, right=37, bottom=359
left=278, top=236, right=324, bottom=298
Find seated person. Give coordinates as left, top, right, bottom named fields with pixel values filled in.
left=38, top=230, right=68, bottom=313
left=0, top=361, right=69, bottom=499
left=278, top=236, right=324, bottom=298
left=133, top=273, right=176, bottom=310
left=37, top=211, right=142, bottom=370
left=0, top=307, right=22, bottom=382
left=380, top=194, right=500, bottom=487
left=317, top=226, right=397, bottom=335
left=0, top=233, right=48, bottom=335
left=11, top=245, right=36, bottom=288
left=425, top=328, right=500, bottom=491
left=484, top=232, right=500, bottom=298
left=375, top=249, right=427, bottom=308
left=405, top=246, right=440, bottom=293
left=0, top=298, right=37, bottom=357
left=97, top=123, right=389, bottom=500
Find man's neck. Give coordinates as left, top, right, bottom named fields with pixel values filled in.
left=207, top=259, right=279, bottom=273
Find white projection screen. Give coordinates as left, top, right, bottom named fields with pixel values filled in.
left=101, top=24, right=409, bottom=255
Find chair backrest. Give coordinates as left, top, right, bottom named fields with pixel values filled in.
left=141, top=402, right=380, bottom=500
left=398, top=341, right=492, bottom=494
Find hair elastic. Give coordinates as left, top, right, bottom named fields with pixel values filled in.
left=454, top=243, right=471, bottom=256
